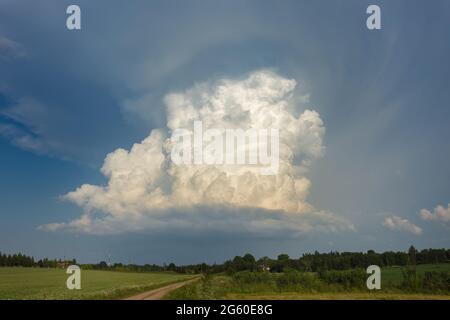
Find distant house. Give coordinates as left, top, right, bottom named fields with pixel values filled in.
left=260, top=264, right=270, bottom=272
left=57, top=261, right=71, bottom=269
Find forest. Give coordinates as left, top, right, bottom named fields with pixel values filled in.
left=1, top=246, right=449, bottom=274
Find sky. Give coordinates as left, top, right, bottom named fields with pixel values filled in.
left=0, top=0, right=449, bottom=265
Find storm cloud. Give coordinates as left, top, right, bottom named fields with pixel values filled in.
left=40, top=70, right=353, bottom=235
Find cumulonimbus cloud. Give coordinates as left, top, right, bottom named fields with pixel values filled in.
left=39, top=70, right=354, bottom=235
left=382, top=215, right=423, bottom=236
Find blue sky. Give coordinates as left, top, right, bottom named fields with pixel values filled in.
left=0, top=0, right=449, bottom=264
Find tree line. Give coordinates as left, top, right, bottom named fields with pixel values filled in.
left=1, top=246, right=449, bottom=273
left=217, top=246, right=450, bottom=274
left=0, top=252, right=76, bottom=268
left=174, top=246, right=450, bottom=274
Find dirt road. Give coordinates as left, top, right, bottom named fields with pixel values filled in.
left=124, top=277, right=200, bottom=300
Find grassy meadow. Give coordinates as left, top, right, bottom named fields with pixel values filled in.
left=381, top=263, right=450, bottom=286
left=165, top=264, right=450, bottom=300
left=1, top=264, right=449, bottom=300
left=0, top=267, right=194, bottom=300
left=225, top=292, right=450, bottom=300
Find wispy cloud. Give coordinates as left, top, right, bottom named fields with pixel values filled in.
left=382, top=215, right=423, bottom=235
left=0, top=36, right=27, bottom=60
left=0, top=97, right=70, bottom=159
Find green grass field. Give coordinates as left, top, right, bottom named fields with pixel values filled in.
left=2, top=264, right=449, bottom=300
left=0, top=267, right=194, bottom=300
left=381, top=263, right=450, bottom=286
left=225, top=292, right=450, bottom=300
left=166, top=264, right=450, bottom=300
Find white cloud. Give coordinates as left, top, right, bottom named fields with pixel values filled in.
left=40, top=70, right=354, bottom=235
left=0, top=98, right=69, bottom=158
left=0, top=36, right=27, bottom=60
left=0, top=123, right=48, bottom=154
left=420, top=203, right=450, bottom=222
left=382, top=215, right=422, bottom=235
left=38, top=207, right=353, bottom=237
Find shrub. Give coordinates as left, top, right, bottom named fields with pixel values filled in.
left=400, top=267, right=421, bottom=291
left=232, top=271, right=273, bottom=284
left=318, top=269, right=367, bottom=290
left=276, top=271, right=325, bottom=292
left=231, top=271, right=276, bottom=292
left=421, top=271, right=450, bottom=292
